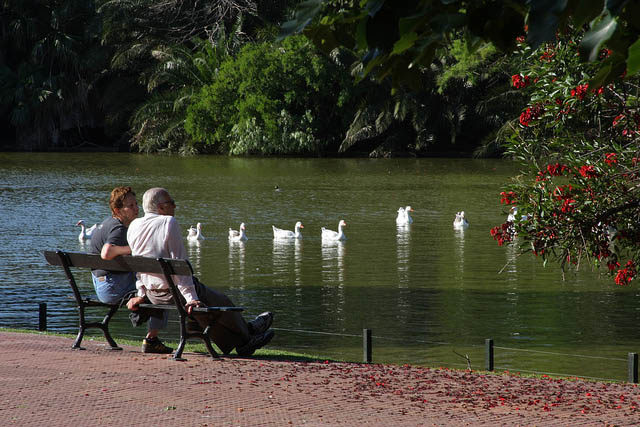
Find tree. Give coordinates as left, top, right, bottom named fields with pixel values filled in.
left=184, top=35, right=356, bottom=155
left=0, top=0, right=109, bottom=150
left=490, top=28, right=640, bottom=285
left=128, top=22, right=245, bottom=154
left=281, top=1, right=640, bottom=90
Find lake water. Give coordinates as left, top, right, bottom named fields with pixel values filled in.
left=1, top=152, right=639, bottom=381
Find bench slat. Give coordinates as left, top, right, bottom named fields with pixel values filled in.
left=44, top=251, right=192, bottom=275
left=138, top=304, right=244, bottom=312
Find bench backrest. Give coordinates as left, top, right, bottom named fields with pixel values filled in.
left=43, top=250, right=193, bottom=275
left=44, top=250, right=193, bottom=314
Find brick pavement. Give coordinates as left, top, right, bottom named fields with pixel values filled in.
left=1, top=331, right=639, bottom=426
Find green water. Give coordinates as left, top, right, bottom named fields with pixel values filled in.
left=1, top=153, right=638, bottom=380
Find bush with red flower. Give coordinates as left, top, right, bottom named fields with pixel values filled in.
left=493, top=27, right=640, bottom=286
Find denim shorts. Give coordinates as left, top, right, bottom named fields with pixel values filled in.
left=92, top=271, right=136, bottom=304
left=92, top=272, right=168, bottom=330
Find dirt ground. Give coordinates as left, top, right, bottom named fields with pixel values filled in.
left=1, top=331, right=639, bottom=426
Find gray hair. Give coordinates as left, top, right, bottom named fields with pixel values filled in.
left=142, top=187, right=169, bottom=214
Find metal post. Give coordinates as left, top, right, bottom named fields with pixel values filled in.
left=38, top=303, right=47, bottom=331
left=363, top=328, right=372, bottom=363
left=628, top=353, right=638, bottom=383
left=485, top=339, right=494, bottom=371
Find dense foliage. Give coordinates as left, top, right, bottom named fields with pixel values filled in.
left=0, top=0, right=108, bottom=150
left=0, top=0, right=518, bottom=156
left=282, top=0, right=640, bottom=89
left=184, top=35, right=354, bottom=154
left=491, top=29, right=640, bottom=285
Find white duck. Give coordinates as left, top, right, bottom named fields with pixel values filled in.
left=453, top=211, right=469, bottom=229
left=396, top=206, right=414, bottom=225
left=507, top=206, right=529, bottom=222
left=395, top=207, right=406, bottom=225
left=322, top=219, right=347, bottom=241
left=76, top=220, right=97, bottom=241
left=187, top=222, right=206, bottom=241
left=228, top=222, right=248, bottom=241
left=273, top=221, right=304, bottom=239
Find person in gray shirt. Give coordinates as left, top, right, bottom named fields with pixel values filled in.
left=89, top=186, right=172, bottom=354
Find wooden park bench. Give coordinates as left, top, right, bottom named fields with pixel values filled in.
left=43, top=250, right=243, bottom=360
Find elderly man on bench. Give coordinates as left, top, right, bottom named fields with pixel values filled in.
left=126, top=187, right=274, bottom=356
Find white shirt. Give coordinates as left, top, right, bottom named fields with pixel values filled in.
left=127, top=213, right=198, bottom=303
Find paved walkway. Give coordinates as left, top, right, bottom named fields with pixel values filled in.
left=1, top=332, right=639, bottom=426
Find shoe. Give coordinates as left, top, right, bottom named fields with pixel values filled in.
left=247, top=311, right=274, bottom=335
left=142, top=337, right=173, bottom=354
left=236, top=330, right=275, bottom=357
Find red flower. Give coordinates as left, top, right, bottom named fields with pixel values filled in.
left=578, top=165, right=599, bottom=179
left=607, top=261, right=620, bottom=271
left=500, top=191, right=517, bottom=205
left=571, top=84, right=589, bottom=100
left=604, top=153, right=618, bottom=166
left=519, top=104, right=544, bottom=126
left=546, top=163, right=569, bottom=176
left=613, top=114, right=624, bottom=127
left=490, top=223, right=515, bottom=246
left=512, top=74, right=531, bottom=89
left=615, top=261, right=636, bottom=286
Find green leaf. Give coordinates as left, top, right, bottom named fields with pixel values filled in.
left=278, top=0, right=324, bottom=40
left=606, top=0, right=628, bottom=15
left=626, top=38, right=640, bottom=76
left=392, top=32, right=418, bottom=55
left=570, top=0, right=603, bottom=27
left=398, top=12, right=430, bottom=35
left=356, top=16, right=369, bottom=50
left=364, top=0, right=385, bottom=17
left=579, top=14, right=618, bottom=62
left=526, top=0, right=568, bottom=48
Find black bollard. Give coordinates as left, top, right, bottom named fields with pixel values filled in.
left=629, top=353, right=638, bottom=383
left=485, top=339, right=494, bottom=371
left=38, top=303, right=47, bottom=331
left=363, top=328, right=372, bottom=363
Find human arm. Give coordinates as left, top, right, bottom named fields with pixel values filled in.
left=100, top=243, right=131, bottom=260
left=165, top=217, right=199, bottom=304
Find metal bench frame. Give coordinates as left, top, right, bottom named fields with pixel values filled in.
left=43, top=250, right=243, bottom=360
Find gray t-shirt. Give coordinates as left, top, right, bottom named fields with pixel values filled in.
left=89, top=216, right=127, bottom=276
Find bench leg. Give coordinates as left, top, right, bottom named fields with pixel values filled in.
left=171, top=318, right=219, bottom=361
left=200, top=326, right=219, bottom=359
left=73, top=328, right=86, bottom=350
left=74, top=304, right=122, bottom=350
left=100, top=306, right=122, bottom=350
left=172, top=338, right=188, bottom=361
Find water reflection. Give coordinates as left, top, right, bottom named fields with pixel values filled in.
left=505, top=241, right=519, bottom=275
left=321, top=240, right=346, bottom=321
left=321, top=240, right=345, bottom=285
left=186, top=238, right=202, bottom=273
left=453, top=228, right=465, bottom=285
left=272, top=238, right=303, bottom=286
left=396, top=225, right=411, bottom=288
left=228, top=240, right=246, bottom=283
